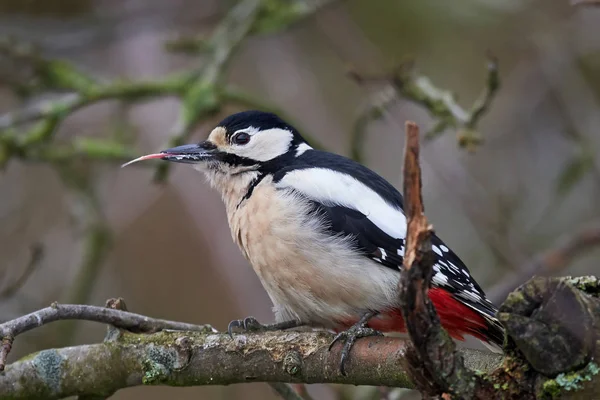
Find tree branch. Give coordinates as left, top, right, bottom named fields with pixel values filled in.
left=0, top=329, right=500, bottom=400
left=0, top=281, right=598, bottom=398
left=0, top=303, right=215, bottom=371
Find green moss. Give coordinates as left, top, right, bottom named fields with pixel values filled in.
left=142, top=345, right=178, bottom=385
left=541, top=380, right=561, bottom=399
left=567, top=276, right=600, bottom=297
left=392, top=369, right=414, bottom=390
left=501, top=290, right=526, bottom=308
left=253, top=0, right=314, bottom=34
left=142, top=358, right=170, bottom=385
left=117, top=330, right=209, bottom=347
left=32, top=349, right=64, bottom=394
left=540, top=362, right=600, bottom=398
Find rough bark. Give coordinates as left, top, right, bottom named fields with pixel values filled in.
left=0, top=331, right=500, bottom=400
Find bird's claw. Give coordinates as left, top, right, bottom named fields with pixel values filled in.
left=227, top=316, right=266, bottom=338
left=328, top=323, right=383, bottom=375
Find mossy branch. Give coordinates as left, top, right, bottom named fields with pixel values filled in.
left=0, top=276, right=599, bottom=399
left=0, top=328, right=499, bottom=399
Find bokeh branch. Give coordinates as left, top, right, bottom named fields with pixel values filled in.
left=571, top=0, right=600, bottom=6
left=0, top=0, right=328, bottom=345
left=0, top=244, right=43, bottom=300
left=489, top=222, right=600, bottom=304
left=349, top=56, right=499, bottom=162
left=0, top=0, right=329, bottom=171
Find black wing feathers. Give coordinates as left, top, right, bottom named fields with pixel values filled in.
left=307, top=201, right=404, bottom=271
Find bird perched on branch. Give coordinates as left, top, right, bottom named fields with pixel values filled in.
left=123, top=110, right=504, bottom=373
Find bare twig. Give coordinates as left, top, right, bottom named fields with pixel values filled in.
left=0, top=328, right=501, bottom=399
left=489, top=223, right=600, bottom=303
left=0, top=243, right=43, bottom=300
left=397, top=121, right=490, bottom=398
left=0, top=303, right=215, bottom=371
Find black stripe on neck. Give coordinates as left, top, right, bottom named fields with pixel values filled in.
left=236, top=172, right=267, bottom=209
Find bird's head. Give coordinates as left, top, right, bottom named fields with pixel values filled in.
left=123, top=111, right=310, bottom=175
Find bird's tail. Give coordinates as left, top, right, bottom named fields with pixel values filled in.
left=478, top=315, right=505, bottom=353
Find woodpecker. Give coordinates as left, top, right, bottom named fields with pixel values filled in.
left=123, top=110, right=504, bottom=373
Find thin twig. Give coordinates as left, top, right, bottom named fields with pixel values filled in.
left=488, top=223, right=600, bottom=303
left=465, top=53, right=500, bottom=130
left=0, top=303, right=215, bottom=371
left=0, top=243, right=44, bottom=300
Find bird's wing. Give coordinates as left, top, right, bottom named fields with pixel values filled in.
left=274, top=164, right=499, bottom=321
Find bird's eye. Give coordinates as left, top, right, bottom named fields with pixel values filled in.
left=232, top=132, right=250, bottom=145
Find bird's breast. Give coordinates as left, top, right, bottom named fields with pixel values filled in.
left=227, top=181, right=304, bottom=281
left=225, top=178, right=400, bottom=325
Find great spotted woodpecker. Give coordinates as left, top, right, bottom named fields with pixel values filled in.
left=123, top=110, right=504, bottom=373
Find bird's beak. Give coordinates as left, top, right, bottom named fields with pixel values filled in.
left=121, top=141, right=217, bottom=168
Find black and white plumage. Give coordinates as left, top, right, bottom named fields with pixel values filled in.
left=123, top=110, right=505, bottom=352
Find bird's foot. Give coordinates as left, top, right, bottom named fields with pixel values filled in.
left=227, top=316, right=266, bottom=337
left=328, top=312, right=383, bottom=375
left=228, top=317, right=302, bottom=338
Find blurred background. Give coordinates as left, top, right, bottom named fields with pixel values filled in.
left=0, top=0, right=599, bottom=399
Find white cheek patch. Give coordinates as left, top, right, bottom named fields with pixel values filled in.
left=233, top=127, right=294, bottom=161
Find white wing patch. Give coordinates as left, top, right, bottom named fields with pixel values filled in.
left=295, top=143, right=312, bottom=157
left=379, top=248, right=387, bottom=261
left=276, top=168, right=406, bottom=239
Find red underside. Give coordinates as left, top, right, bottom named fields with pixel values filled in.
left=337, top=287, right=490, bottom=343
